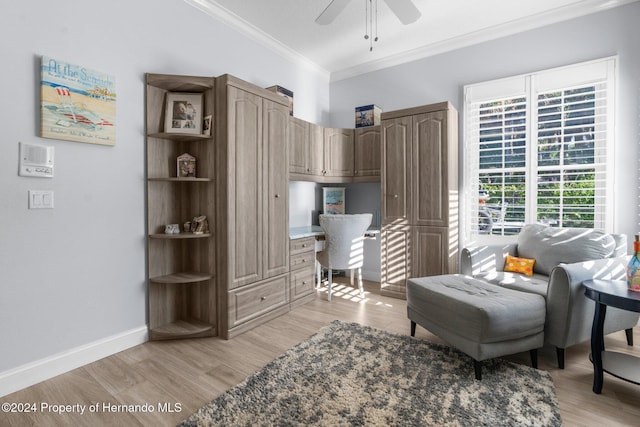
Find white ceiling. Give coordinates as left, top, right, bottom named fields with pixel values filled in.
left=186, top=0, right=636, bottom=81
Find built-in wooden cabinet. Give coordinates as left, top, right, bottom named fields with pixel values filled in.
left=289, top=236, right=316, bottom=307
left=381, top=117, right=410, bottom=223
left=380, top=102, right=458, bottom=299
left=145, top=73, right=216, bottom=340
left=145, top=72, right=401, bottom=339
left=289, top=117, right=308, bottom=175
left=216, top=74, right=290, bottom=338
left=145, top=73, right=456, bottom=334
left=288, top=119, right=378, bottom=182
left=412, top=110, right=454, bottom=227
left=380, top=224, right=410, bottom=297
left=288, top=117, right=324, bottom=178
left=354, top=125, right=381, bottom=180
left=323, top=127, right=355, bottom=177
left=309, top=122, right=324, bottom=176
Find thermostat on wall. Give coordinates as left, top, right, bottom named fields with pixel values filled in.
left=19, top=142, right=54, bottom=178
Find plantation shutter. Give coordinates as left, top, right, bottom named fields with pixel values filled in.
left=464, top=94, right=528, bottom=236
left=463, top=57, right=615, bottom=244
left=535, top=82, right=610, bottom=229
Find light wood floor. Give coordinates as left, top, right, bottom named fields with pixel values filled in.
left=2, top=279, right=640, bottom=426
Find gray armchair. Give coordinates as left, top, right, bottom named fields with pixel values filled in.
left=460, top=224, right=639, bottom=368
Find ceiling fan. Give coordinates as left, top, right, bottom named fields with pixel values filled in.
left=315, top=0, right=421, bottom=26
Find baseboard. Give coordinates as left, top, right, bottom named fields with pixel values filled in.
left=0, top=326, right=148, bottom=397
left=362, top=269, right=381, bottom=283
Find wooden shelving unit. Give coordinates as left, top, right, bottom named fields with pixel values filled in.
left=145, top=73, right=217, bottom=340
left=148, top=177, right=212, bottom=183
left=150, top=272, right=213, bottom=284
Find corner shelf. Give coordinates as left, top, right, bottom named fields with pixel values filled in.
left=146, top=72, right=216, bottom=341
left=147, top=132, right=211, bottom=142
left=148, top=177, right=212, bottom=182
left=149, top=232, right=211, bottom=239
left=150, top=272, right=212, bottom=284
left=150, top=318, right=215, bottom=340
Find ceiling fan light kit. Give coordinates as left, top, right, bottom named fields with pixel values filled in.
left=364, top=0, right=379, bottom=51
left=316, top=0, right=421, bottom=52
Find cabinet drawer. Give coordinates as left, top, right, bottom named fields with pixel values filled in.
left=228, top=275, right=289, bottom=327
left=290, top=267, right=315, bottom=300
left=290, top=251, right=315, bottom=271
left=290, top=237, right=315, bottom=255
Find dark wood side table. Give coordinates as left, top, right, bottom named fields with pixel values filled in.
left=583, top=279, right=640, bottom=394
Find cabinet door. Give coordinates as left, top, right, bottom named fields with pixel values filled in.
left=410, top=226, right=449, bottom=277
left=288, top=116, right=308, bottom=175
left=382, top=117, right=411, bottom=224
left=323, top=128, right=355, bottom=177
left=380, top=225, right=411, bottom=299
left=354, top=125, right=380, bottom=177
left=263, top=98, right=290, bottom=279
left=228, top=86, right=263, bottom=288
left=413, top=110, right=449, bottom=227
left=308, top=122, right=324, bottom=176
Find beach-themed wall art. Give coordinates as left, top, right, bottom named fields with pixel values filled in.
left=40, top=56, right=116, bottom=146
left=323, top=187, right=346, bottom=214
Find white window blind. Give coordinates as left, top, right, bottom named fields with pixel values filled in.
left=463, top=58, right=615, bottom=242
left=535, top=83, right=609, bottom=229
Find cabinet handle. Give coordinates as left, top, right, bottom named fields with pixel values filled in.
left=275, top=194, right=280, bottom=198
left=394, top=194, right=398, bottom=198
left=261, top=296, right=266, bottom=301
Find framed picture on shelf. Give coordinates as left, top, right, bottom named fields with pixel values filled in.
left=177, top=153, right=196, bottom=178
left=203, top=114, right=212, bottom=136
left=323, top=187, right=345, bottom=214
left=164, top=92, right=203, bottom=134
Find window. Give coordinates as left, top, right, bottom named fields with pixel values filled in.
left=463, top=58, right=615, bottom=242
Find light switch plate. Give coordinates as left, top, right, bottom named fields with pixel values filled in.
left=28, top=190, right=54, bottom=209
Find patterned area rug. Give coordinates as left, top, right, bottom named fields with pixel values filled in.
left=180, top=320, right=562, bottom=426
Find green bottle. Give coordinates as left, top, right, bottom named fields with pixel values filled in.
left=628, top=234, right=640, bottom=292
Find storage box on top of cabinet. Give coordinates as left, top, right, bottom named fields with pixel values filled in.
left=355, top=104, right=382, bottom=127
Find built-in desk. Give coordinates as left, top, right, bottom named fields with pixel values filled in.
left=289, top=226, right=381, bottom=288
left=289, top=225, right=380, bottom=240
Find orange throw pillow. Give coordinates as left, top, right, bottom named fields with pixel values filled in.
left=504, top=254, right=536, bottom=277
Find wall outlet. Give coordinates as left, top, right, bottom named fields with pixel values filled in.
left=28, top=190, right=54, bottom=209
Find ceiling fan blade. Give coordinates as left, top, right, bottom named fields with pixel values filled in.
left=383, top=0, right=421, bottom=24
left=315, top=0, right=352, bottom=25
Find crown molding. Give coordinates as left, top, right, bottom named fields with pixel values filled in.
left=184, top=0, right=330, bottom=81
left=330, top=0, right=637, bottom=82
left=186, top=0, right=637, bottom=83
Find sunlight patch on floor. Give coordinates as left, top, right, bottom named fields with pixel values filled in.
left=317, top=283, right=395, bottom=307
left=318, top=283, right=368, bottom=303
left=374, top=301, right=394, bottom=308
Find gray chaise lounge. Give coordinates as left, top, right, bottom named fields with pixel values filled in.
left=408, top=274, right=545, bottom=380
left=460, top=224, right=639, bottom=368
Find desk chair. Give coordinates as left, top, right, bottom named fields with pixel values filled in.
left=316, top=213, right=373, bottom=301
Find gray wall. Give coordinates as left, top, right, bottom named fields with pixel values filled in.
left=0, top=0, right=329, bottom=390
left=2, top=0, right=638, bottom=394
left=330, top=2, right=640, bottom=247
